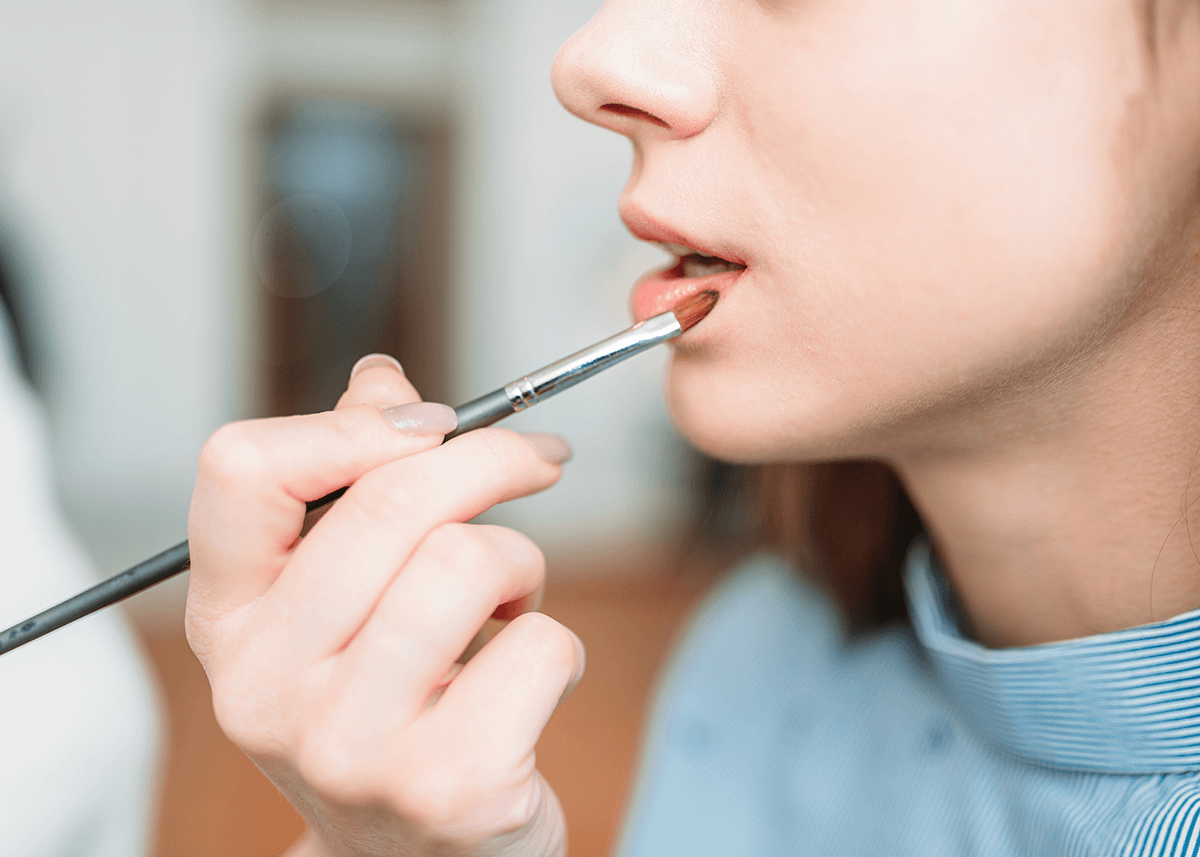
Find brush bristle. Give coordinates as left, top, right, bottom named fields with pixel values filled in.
left=672, top=289, right=719, bottom=332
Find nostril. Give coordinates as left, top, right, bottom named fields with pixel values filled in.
left=601, top=103, right=670, bottom=129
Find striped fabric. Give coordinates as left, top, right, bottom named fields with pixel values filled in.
left=908, top=540, right=1200, bottom=775
left=616, top=545, right=1200, bottom=856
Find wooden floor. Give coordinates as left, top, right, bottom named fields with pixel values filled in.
left=139, top=559, right=714, bottom=857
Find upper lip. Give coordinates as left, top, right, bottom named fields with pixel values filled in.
left=620, top=204, right=745, bottom=266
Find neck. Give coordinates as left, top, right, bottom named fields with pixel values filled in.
left=892, top=298, right=1200, bottom=648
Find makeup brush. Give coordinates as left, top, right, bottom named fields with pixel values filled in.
left=0, top=290, right=718, bottom=656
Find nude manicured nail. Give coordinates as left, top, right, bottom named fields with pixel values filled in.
left=522, top=433, right=572, bottom=465
left=382, top=402, right=457, bottom=435
left=350, top=353, right=404, bottom=381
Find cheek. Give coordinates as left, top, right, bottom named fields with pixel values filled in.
left=672, top=2, right=1151, bottom=460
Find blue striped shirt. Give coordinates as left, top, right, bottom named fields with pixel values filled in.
left=617, top=542, right=1200, bottom=856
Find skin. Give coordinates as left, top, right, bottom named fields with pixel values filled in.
left=187, top=1, right=1200, bottom=855
left=187, top=366, right=581, bottom=857
left=554, top=0, right=1200, bottom=646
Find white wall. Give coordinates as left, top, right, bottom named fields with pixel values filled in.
left=0, top=0, right=696, bottom=622
left=0, top=0, right=252, bottom=606
left=452, top=0, right=695, bottom=559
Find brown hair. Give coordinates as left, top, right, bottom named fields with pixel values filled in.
left=752, top=461, right=922, bottom=628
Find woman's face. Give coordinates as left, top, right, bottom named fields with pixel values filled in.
left=552, top=0, right=1200, bottom=464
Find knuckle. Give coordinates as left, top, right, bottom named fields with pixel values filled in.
left=422, top=523, right=498, bottom=573
left=295, top=731, right=378, bottom=806
left=493, top=526, right=546, bottom=576
left=182, top=599, right=219, bottom=663
left=348, top=460, right=427, bottom=524
left=327, top=404, right=376, bottom=446
left=208, top=666, right=280, bottom=758
left=477, top=526, right=547, bottom=608
left=393, top=765, right=476, bottom=830
left=468, top=428, right=532, bottom=473
left=198, top=422, right=269, bottom=488
left=415, top=524, right=501, bottom=600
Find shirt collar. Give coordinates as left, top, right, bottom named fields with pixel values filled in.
left=905, top=539, right=1200, bottom=774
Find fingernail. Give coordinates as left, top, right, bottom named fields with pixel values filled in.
left=350, top=353, right=404, bottom=382
left=521, top=433, right=572, bottom=465
left=382, top=402, right=457, bottom=435
left=561, top=628, right=587, bottom=703
left=569, top=629, right=586, bottom=681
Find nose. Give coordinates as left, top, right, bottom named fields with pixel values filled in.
left=552, top=0, right=719, bottom=142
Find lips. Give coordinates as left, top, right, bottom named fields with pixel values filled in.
left=622, top=209, right=747, bottom=323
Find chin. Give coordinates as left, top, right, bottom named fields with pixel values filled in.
left=664, top=360, right=800, bottom=464
left=664, top=354, right=883, bottom=465
left=669, top=409, right=767, bottom=464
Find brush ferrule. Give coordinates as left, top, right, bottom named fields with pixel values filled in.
left=502, top=310, right=681, bottom=411
left=506, top=377, right=538, bottom=411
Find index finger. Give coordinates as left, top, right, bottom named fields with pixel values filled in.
left=253, top=428, right=566, bottom=662
left=187, top=404, right=452, bottom=621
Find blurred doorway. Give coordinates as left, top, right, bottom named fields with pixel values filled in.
left=255, top=96, right=452, bottom=415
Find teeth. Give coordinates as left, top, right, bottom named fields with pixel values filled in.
left=658, top=241, right=744, bottom=277
left=682, top=257, right=740, bottom=278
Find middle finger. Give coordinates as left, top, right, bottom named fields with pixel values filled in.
left=335, top=522, right=545, bottom=725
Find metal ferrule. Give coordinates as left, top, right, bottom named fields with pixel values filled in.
left=502, top=310, right=682, bottom=411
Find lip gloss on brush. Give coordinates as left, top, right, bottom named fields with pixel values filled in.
left=0, top=289, right=719, bottom=656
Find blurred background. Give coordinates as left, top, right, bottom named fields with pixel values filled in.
left=0, top=0, right=749, bottom=853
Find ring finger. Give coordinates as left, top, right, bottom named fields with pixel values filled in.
left=333, top=522, right=547, bottom=725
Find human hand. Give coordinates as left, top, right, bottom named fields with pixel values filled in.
left=185, top=356, right=583, bottom=857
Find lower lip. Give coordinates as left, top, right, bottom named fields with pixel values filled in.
left=631, top=263, right=745, bottom=324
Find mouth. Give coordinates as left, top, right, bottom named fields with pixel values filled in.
left=658, top=242, right=748, bottom=280
left=630, top=240, right=747, bottom=324
left=621, top=205, right=748, bottom=324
